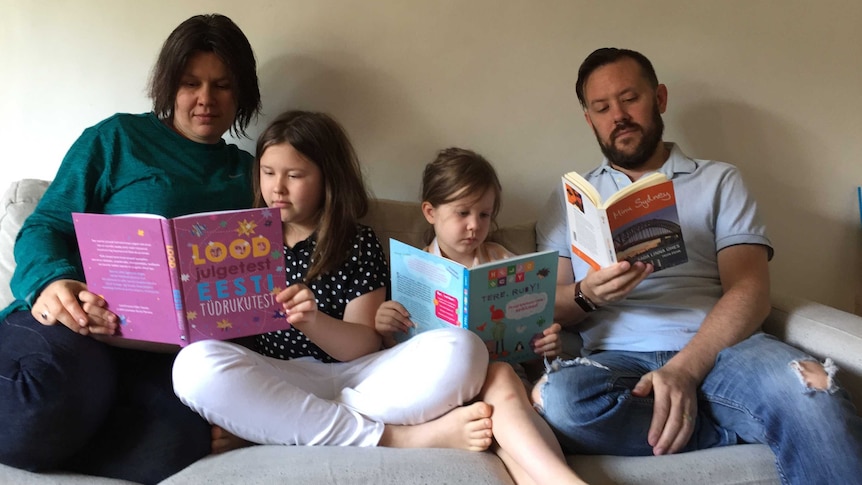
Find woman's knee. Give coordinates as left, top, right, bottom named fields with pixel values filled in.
left=0, top=313, right=118, bottom=469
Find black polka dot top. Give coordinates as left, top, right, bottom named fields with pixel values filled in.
left=254, top=224, right=388, bottom=363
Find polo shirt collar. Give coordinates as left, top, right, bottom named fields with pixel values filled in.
left=596, top=142, right=698, bottom=180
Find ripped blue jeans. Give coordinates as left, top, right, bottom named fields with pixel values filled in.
left=535, top=333, right=862, bottom=485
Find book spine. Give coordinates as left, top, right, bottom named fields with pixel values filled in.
left=599, top=210, right=617, bottom=266
left=462, top=269, right=470, bottom=329
left=161, top=219, right=190, bottom=345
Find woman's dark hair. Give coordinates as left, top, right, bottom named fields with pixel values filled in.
left=421, top=147, right=502, bottom=244
left=253, top=111, right=369, bottom=282
left=148, top=14, right=261, bottom=137
left=575, top=47, right=658, bottom=109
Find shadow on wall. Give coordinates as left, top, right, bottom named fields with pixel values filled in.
left=254, top=53, right=445, bottom=203
left=670, top=92, right=857, bottom=312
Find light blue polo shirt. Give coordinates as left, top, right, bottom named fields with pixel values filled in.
left=536, top=143, right=773, bottom=353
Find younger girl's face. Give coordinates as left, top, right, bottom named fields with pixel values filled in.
left=423, top=188, right=496, bottom=265
left=259, top=143, right=324, bottom=234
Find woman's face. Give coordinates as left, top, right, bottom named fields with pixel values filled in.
left=172, top=51, right=237, bottom=144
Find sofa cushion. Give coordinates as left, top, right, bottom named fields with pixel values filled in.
left=161, top=446, right=515, bottom=485
left=0, top=179, right=49, bottom=308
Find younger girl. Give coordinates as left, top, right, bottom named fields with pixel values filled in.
left=376, top=148, right=588, bottom=485
left=172, top=111, right=494, bottom=453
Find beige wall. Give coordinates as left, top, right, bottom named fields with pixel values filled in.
left=3, top=0, right=861, bottom=314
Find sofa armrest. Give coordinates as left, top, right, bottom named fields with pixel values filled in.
left=1, top=179, right=51, bottom=308
left=763, top=292, right=862, bottom=409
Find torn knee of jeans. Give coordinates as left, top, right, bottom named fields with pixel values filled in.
left=532, top=357, right=611, bottom=412
left=790, top=358, right=838, bottom=394
left=546, top=356, right=609, bottom=374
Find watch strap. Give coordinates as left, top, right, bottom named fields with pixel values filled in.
left=574, top=281, right=598, bottom=312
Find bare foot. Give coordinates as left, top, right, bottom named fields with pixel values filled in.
left=379, top=402, right=494, bottom=451
left=211, top=425, right=253, bottom=454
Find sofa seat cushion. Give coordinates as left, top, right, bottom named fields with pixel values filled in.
left=160, top=446, right=516, bottom=485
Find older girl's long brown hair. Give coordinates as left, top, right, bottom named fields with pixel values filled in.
left=252, top=111, right=369, bottom=282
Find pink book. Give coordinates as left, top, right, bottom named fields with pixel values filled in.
left=73, top=208, right=288, bottom=346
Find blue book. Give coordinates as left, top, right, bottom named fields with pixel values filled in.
left=389, top=239, right=558, bottom=363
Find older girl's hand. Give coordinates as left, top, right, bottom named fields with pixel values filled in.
left=374, top=300, right=413, bottom=348
left=532, top=322, right=563, bottom=358
left=374, top=300, right=414, bottom=336
left=276, top=284, right=318, bottom=328
left=32, top=279, right=118, bottom=335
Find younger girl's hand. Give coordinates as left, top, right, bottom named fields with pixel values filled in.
left=374, top=300, right=414, bottom=336
left=32, top=279, right=118, bottom=335
left=276, top=284, right=318, bottom=328
left=532, top=322, right=562, bottom=358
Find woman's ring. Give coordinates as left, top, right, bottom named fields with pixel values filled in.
left=40, top=311, right=49, bottom=320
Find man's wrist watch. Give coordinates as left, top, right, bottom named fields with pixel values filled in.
left=574, top=281, right=598, bottom=313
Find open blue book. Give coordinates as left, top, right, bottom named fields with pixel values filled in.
left=389, top=239, right=558, bottom=363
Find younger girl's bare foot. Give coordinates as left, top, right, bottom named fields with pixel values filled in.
left=379, top=402, right=494, bottom=451
left=211, top=425, right=254, bottom=454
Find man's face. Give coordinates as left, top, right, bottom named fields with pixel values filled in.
left=582, top=58, right=667, bottom=170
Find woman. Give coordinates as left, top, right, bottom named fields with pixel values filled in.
left=0, top=13, right=261, bottom=484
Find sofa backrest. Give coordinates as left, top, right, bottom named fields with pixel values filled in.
left=359, top=198, right=538, bottom=262
left=0, top=181, right=539, bottom=309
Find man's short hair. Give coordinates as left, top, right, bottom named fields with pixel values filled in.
left=575, top=48, right=659, bottom=108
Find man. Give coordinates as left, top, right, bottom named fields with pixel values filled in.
left=533, top=47, right=862, bottom=484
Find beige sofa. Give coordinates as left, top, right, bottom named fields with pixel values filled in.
left=2, top=178, right=861, bottom=484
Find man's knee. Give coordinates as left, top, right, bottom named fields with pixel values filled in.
left=531, top=356, right=612, bottom=418
left=790, top=358, right=838, bottom=394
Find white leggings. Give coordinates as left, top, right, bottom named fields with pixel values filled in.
left=172, top=327, right=489, bottom=447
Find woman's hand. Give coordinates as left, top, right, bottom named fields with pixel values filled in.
left=276, top=284, right=318, bottom=328
left=532, top=322, right=563, bottom=358
left=32, top=279, right=118, bottom=335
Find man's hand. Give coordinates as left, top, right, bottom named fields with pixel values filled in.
left=32, top=279, right=118, bottom=335
left=581, top=260, right=653, bottom=306
left=632, top=363, right=699, bottom=456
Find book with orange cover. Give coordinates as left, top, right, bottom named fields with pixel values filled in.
left=562, top=171, right=687, bottom=272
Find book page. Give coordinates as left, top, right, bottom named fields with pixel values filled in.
left=389, top=239, right=468, bottom=341
left=562, top=179, right=616, bottom=270
left=73, top=213, right=186, bottom=345
left=563, top=171, right=603, bottom=206
left=602, top=172, right=668, bottom=208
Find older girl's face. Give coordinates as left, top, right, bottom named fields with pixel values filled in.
left=259, top=143, right=325, bottom=237
left=172, top=51, right=237, bottom=144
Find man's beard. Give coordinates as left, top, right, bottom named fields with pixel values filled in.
left=594, top=103, right=664, bottom=170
